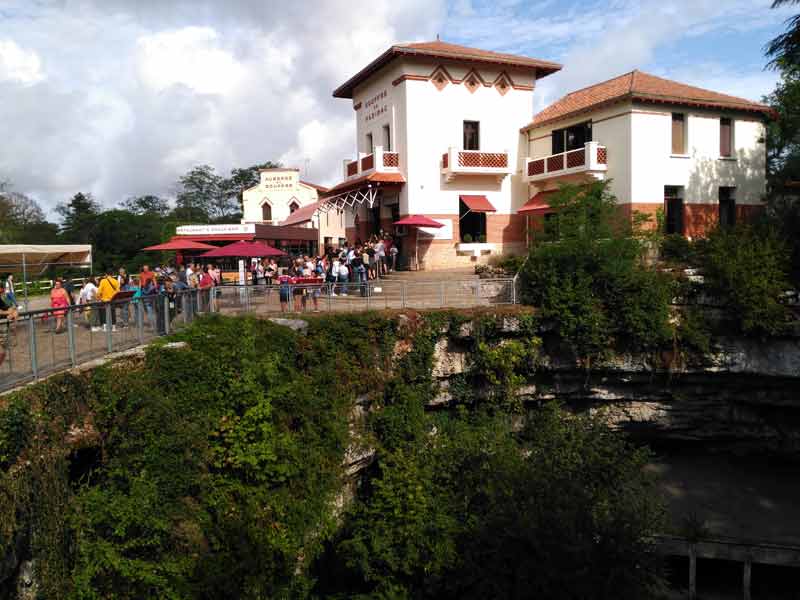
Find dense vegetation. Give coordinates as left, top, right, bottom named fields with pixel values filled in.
left=0, top=311, right=666, bottom=599
left=517, top=181, right=796, bottom=366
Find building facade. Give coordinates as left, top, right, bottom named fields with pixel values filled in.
left=242, top=168, right=325, bottom=225
left=520, top=71, right=770, bottom=238
left=313, top=42, right=772, bottom=268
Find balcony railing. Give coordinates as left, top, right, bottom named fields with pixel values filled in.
left=525, top=141, right=607, bottom=182
left=342, top=146, right=401, bottom=181
left=441, top=147, right=511, bottom=182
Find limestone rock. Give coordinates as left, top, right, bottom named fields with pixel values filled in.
left=431, top=338, right=468, bottom=378
left=268, top=318, right=309, bottom=333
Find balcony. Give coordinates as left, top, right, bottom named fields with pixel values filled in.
left=441, top=147, right=511, bottom=182
left=342, top=145, right=401, bottom=181
left=524, top=141, right=607, bottom=183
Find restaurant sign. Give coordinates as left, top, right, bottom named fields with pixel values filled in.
left=176, top=224, right=256, bottom=236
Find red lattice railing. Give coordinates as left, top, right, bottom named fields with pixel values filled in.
left=457, top=151, right=508, bottom=169
left=547, top=154, right=564, bottom=172
left=528, top=159, right=545, bottom=176
left=442, top=152, right=449, bottom=169
left=597, top=147, right=607, bottom=164
left=361, top=153, right=374, bottom=171
left=566, top=148, right=585, bottom=169
left=346, top=160, right=358, bottom=177
left=383, top=152, right=399, bottom=167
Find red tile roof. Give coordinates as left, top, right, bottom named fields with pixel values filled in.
left=280, top=201, right=321, bottom=226
left=300, top=180, right=328, bottom=193
left=323, top=171, right=406, bottom=196
left=522, top=70, right=774, bottom=131
left=334, top=40, right=561, bottom=99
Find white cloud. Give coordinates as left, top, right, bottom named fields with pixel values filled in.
left=136, top=27, right=247, bottom=95
left=0, top=39, right=44, bottom=85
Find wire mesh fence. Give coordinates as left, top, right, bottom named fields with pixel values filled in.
left=1, top=278, right=515, bottom=394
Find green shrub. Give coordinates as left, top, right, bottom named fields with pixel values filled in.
left=660, top=233, right=696, bottom=265
left=477, top=234, right=486, bottom=243
left=519, top=181, right=675, bottom=360
left=699, top=225, right=791, bottom=336
left=0, top=397, right=32, bottom=469
left=462, top=233, right=473, bottom=243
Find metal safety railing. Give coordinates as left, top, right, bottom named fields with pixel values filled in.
left=213, top=278, right=516, bottom=315
left=0, top=288, right=214, bottom=394
left=1, top=278, right=516, bottom=394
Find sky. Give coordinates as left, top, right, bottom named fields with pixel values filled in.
left=0, top=0, right=794, bottom=217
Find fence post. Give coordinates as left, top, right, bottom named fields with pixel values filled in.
left=511, top=274, right=518, bottom=304
left=439, top=280, right=445, bottom=308
left=163, top=295, right=170, bottom=335
left=105, top=304, right=113, bottom=353
left=327, top=283, right=332, bottom=312
left=366, top=282, right=370, bottom=311
left=66, top=309, right=76, bottom=367
left=136, top=301, right=144, bottom=344
left=401, top=281, right=406, bottom=309
left=28, top=316, right=38, bottom=380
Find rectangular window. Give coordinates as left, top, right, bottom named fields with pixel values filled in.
left=382, top=124, right=391, bottom=151
left=366, top=133, right=374, bottom=153
left=672, top=113, right=686, bottom=155
left=720, top=117, right=733, bottom=157
left=459, top=198, right=486, bottom=242
left=719, top=187, right=736, bottom=228
left=551, top=121, right=591, bottom=154
left=665, top=186, right=684, bottom=235
left=463, top=121, right=480, bottom=151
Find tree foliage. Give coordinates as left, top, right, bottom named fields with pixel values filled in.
left=518, top=181, right=675, bottom=361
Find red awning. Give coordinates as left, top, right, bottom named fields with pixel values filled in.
left=459, top=195, right=496, bottom=213
left=142, top=239, right=216, bottom=251
left=519, top=190, right=558, bottom=214
left=200, top=240, right=286, bottom=258
left=394, top=215, right=445, bottom=228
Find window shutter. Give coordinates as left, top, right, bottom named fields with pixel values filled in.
left=671, top=113, right=685, bottom=154
left=720, top=118, right=732, bottom=157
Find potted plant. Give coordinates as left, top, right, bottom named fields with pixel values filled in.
left=463, top=233, right=473, bottom=243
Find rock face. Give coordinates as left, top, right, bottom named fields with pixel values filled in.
left=428, top=326, right=800, bottom=456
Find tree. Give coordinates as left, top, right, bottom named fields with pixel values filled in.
left=121, top=195, right=170, bottom=217
left=766, top=0, right=800, bottom=70
left=175, top=164, right=241, bottom=222
left=222, top=162, right=281, bottom=213
left=0, top=188, right=59, bottom=244
left=333, top=406, right=666, bottom=599
left=56, top=192, right=100, bottom=244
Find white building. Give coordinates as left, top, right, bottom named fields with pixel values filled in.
left=314, top=41, right=773, bottom=268
left=242, top=168, right=325, bottom=225
left=520, top=70, right=771, bottom=238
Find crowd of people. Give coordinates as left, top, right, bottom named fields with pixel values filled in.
left=0, top=235, right=401, bottom=368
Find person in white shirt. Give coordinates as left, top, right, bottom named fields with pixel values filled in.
left=337, top=261, right=349, bottom=295
left=79, top=277, right=100, bottom=330
left=375, top=239, right=386, bottom=277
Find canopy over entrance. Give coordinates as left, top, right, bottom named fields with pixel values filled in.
left=393, top=215, right=444, bottom=270
left=0, top=244, right=93, bottom=309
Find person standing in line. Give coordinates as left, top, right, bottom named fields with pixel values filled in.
left=389, top=242, right=398, bottom=272
left=375, top=237, right=386, bottom=278
left=50, top=278, right=71, bottom=334
left=3, top=274, right=17, bottom=307
left=79, top=277, right=100, bottom=331
left=97, top=269, right=120, bottom=331
left=0, top=291, right=18, bottom=369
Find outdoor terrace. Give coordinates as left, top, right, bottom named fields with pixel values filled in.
left=524, top=141, right=607, bottom=183
left=343, top=145, right=401, bottom=181
left=441, top=147, right=511, bottom=182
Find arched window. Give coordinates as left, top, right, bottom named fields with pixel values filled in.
left=261, top=203, right=272, bottom=222
left=289, top=201, right=300, bottom=214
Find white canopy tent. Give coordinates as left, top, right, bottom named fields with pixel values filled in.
left=0, top=244, right=93, bottom=309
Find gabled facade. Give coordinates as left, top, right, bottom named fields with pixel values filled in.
left=242, top=168, right=324, bottom=226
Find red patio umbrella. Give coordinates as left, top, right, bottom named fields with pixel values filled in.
left=393, top=215, right=444, bottom=270
left=142, top=239, right=216, bottom=251
left=199, top=240, right=286, bottom=258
